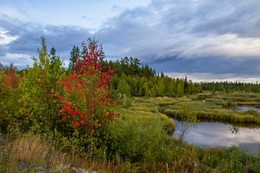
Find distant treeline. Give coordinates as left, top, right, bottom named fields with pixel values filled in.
left=103, top=57, right=259, bottom=97
left=105, top=57, right=202, bottom=97
left=202, top=81, right=260, bottom=93
left=1, top=47, right=259, bottom=99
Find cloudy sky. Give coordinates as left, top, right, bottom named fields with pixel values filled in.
left=0, top=0, right=260, bottom=82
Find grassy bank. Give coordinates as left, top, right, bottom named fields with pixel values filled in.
left=129, top=92, right=260, bottom=124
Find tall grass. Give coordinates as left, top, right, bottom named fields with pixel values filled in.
left=4, top=135, right=74, bottom=172
left=9, top=135, right=50, bottom=165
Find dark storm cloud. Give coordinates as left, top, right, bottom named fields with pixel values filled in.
left=9, top=24, right=91, bottom=54
left=96, top=0, right=260, bottom=78
left=151, top=57, right=260, bottom=76
left=150, top=0, right=260, bottom=36
left=192, top=1, right=260, bottom=37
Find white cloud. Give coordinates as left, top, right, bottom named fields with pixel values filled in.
left=165, top=72, right=260, bottom=83
left=178, top=34, right=260, bottom=59
left=0, top=27, right=18, bottom=45
left=0, top=52, right=33, bottom=68
left=5, top=53, right=29, bottom=60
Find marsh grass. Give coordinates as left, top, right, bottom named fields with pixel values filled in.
left=115, top=106, right=175, bottom=135
left=164, top=108, right=260, bottom=124
left=2, top=134, right=125, bottom=172
left=124, top=94, right=260, bottom=124
left=8, top=135, right=50, bottom=165
left=4, top=134, right=77, bottom=172
left=4, top=138, right=104, bottom=172
left=146, top=92, right=260, bottom=124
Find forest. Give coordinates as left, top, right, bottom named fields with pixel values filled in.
left=0, top=38, right=260, bottom=172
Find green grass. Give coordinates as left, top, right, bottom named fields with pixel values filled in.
left=110, top=104, right=175, bottom=134
left=128, top=92, right=260, bottom=124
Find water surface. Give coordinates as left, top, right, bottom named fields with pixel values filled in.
left=236, top=106, right=260, bottom=112
left=173, top=120, right=260, bottom=154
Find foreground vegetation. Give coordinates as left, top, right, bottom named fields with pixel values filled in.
left=1, top=100, right=260, bottom=172
left=0, top=38, right=260, bottom=172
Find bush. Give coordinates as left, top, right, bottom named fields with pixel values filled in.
left=116, top=93, right=133, bottom=108
left=107, top=115, right=174, bottom=163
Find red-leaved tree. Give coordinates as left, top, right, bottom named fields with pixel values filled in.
left=55, top=39, right=116, bottom=133
left=6, top=63, right=19, bottom=89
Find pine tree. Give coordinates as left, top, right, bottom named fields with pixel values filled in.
left=69, top=46, right=80, bottom=70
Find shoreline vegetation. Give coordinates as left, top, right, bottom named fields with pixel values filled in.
left=0, top=38, right=260, bottom=172
left=161, top=92, right=260, bottom=124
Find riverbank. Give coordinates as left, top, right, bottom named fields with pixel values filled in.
left=1, top=114, right=260, bottom=172
left=134, top=91, right=260, bottom=124
left=126, top=92, right=260, bottom=153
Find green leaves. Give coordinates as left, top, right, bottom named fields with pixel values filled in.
left=17, top=37, right=65, bottom=134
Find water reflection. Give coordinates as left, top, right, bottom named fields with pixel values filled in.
left=173, top=120, right=260, bottom=154
left=229, top=126, right=239, bottom=134
left=236, top=106, right=260, bottom=112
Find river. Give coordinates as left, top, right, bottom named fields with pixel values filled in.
left=173, top=120, right=260, bottom=154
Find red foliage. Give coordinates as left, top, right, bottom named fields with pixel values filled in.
left=6, top=63, right=18, bottom=89
left=55, top=40, right=116, bottom=131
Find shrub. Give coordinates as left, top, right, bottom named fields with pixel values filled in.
left=17, top=37, right=64, bottom=134
left=107, top=115, right=174, bottom=163
left=0, top=64, right=21, bottom=134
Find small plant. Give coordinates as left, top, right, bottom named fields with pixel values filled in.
left=117, top=93, right=133, bottom=108
left=225, top=101, right=237, bottom=108
left=177, top=103, right=198, bottom=141
left=246, top=109, right=258, bottom=115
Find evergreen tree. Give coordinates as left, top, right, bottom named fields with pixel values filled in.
left=50, top=47, right=56, bottom=62
left=69, top=45, right=80, bottom=70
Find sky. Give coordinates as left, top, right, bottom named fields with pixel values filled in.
left=0, top=0, right=260, bottom=82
